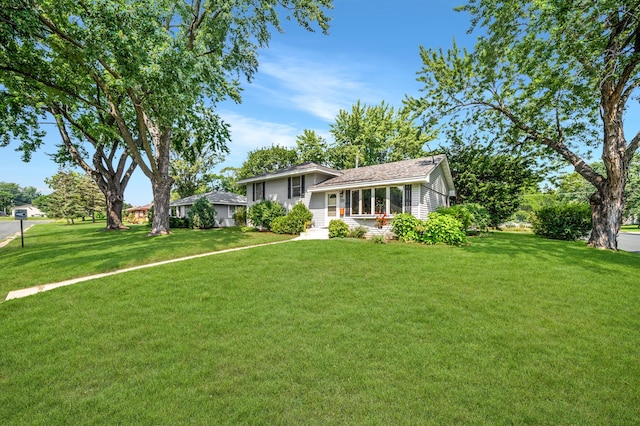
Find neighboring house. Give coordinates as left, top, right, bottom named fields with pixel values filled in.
left=238, top=155, right=456, bottom=233
left=170, top=191, right=247, bottom=227
left=125, top=204, right=152, bottom=222
left=10, top=204, right=45, bottom=217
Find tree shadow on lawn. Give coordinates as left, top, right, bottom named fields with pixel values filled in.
left=467, top=232, right=640, bottom=276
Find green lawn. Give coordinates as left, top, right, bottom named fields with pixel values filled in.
left=621, top=224, right=640, bottom=232
left=1, top=231, right=639, bottom=423
left=0, top=221, right=293, bottom=300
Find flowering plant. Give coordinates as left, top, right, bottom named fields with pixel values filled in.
left=375, top=213, right=389, bottom=228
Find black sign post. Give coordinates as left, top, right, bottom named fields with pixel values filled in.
left=14, top=209, right=27, bottom=248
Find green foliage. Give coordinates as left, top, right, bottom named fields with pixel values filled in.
left=391, top=213, right=423, bottom=242
left=247, top=200, right=286, bottom=230
left=232, top=206, right=247, bottom=227
left=436, top=205, right=472, bottom=230
left=421, top=213, right=467, bottom=246
left=437, top=203, right=491, bottom=233
left=188, top=197, right=217, bottom=229
left=296, top=129, right=330, bottom=165
left=0, top=182, right=41, bottom=214
left=532, top=203, right=592, bottom=241
left=328, top=219, right=349, bottom=238
left=439, top=141, right=542, bottom=227
left=169, top=217, right=190, bottom=228
left=348, top=226, right=368, bottom=239
left=238, top=146, right=300, bottom=180
left=270, top=203, right=313, bottom=235
left=369, top=234, right=387, bottom=244
left=408, top=1, right=640, bottom=249
left=328, top=100, right=433, bottom=169
left=43, top=170, right=101, bottom=224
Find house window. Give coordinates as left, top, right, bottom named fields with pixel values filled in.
left=374, top=188, right=387, bottom=214
left=351, top=190, right=360, bottom=215
left=404, top=185, right=412, bottom=212
left=228, top=205, right=237, bottom=218
left=347, top=185, right=412, bottom=216
left=390, top=186, right=403, bottom=214
left=291, top=176, right=301, bottom=197
left=254, top=182, right=264, bottom=201
left=362, top=189, right=372, bottom=214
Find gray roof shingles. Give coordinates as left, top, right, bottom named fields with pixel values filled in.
left=309, top=155, right=445, bottom=189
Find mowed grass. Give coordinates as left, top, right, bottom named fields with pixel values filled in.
left=0, top=221, right=293, bottom=300
left=1, top=232, right=639, bottom=424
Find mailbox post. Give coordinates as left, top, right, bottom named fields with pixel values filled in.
left=14, top=209, right=27, bottom=248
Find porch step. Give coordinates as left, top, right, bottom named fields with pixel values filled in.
left=294, top=227, right=329, bottom=240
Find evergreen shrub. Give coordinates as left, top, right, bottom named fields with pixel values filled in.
left=189, top=197, right=217, bottom=229
left=328, top=219, right=349, bottom=238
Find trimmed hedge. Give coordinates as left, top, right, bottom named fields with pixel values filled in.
left=392, top=212, right=467, bottom=246
left=328, top=219, right=349, bottom=238
left=532, top=203, right=592, bottom=240
left=270, top=203, right=313, bottom=235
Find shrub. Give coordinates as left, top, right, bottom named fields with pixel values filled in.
left=232, top=206, right=246, bottom=227
left=169, top=217, right=190, bottom=228
left=437, top=203, right=491, bottom=233
left=370, top=234, right=387, bottom=244
left=463, top=203, right=491, bottom=232
left=532, top=203, right=592, bottom=240
left=328, top=219, right=349, bottom=238
left=420, top=213, right=467, bottom=245
left=391, top=213, right=423, bottom=242
left=189, top=197, right=217, bottom=229
left=269, top=203, right=313, bottom=235
left=348, top=226, right=368, bottom=239
left=247, top=200, right=286, bottom=230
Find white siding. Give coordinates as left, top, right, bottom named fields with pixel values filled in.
left=418, top=163, right=451, bottom=220
left=308, top=192, right=326, bottom=228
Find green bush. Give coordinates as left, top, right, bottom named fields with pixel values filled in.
left=391, top=213, right=423, bottom=242
left=247, top=200, right=286, bottom=230
left=270, top=203, right=313, bottom=235
left=348, top=226, right=368, bottom=239
left=328, top=219, right=349, bottom=238
left=189, top=197, right=217, bottom=229
left=370, top=234, right=387, bottom=244
left=532, top=203, right=592, bottom=240
left=421, top=213, right=467, bottom=245
left=232, top=206, right=246, bottom=227
left=437, top=203, right=491, bottom=232
left=169, top=217, right=190, bottom=228
left=463, top=203, right=491, bottom=231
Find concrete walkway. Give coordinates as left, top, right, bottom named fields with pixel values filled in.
left=293, top=228, right=330, bottom=240
left=5, top=240, right=292, bottom=301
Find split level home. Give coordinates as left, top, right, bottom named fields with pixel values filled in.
left=170, top=191, right=247, bottom=227
left=237, top=155, right=456, bottom=233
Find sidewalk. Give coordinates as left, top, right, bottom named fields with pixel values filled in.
left=5, top=240, right=292, bottom=301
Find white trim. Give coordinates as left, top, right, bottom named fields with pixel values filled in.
left=308, top=177, right=428, bottom=193
left=237, top=166, right=340, bottom=184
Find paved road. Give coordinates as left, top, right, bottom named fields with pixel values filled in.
left=0, top=220, right=51, bottom=242
left=618, top=232, right=640, bottom=254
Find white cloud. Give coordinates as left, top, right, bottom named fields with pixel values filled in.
left=254, top=47, right=385, bottom=121
left=218, top=112, right=300, bottom=167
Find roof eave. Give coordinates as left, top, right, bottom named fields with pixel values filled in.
left=237, top=167, right=341, bottom=185
left=308, top=177, right=429, bottom=193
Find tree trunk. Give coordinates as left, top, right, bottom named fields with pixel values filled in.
left=105, top=191, right=126, bottom=230
left=587, top=94, right=627, bottom=250
left=149, top=175, right=172, bottom=236
left=588, top=185, right=623, bottom=250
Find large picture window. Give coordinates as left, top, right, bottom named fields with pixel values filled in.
left=347, top=185, right=412, bottom=216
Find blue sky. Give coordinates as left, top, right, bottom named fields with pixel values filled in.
left=0, top=1, right=478, bottom=206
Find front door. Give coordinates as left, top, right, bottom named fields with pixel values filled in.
left=327, top=193, right=338, bottom=218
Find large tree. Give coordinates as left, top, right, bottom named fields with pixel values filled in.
left=329, top=100, right=433, bottom=170
left=237, top=145, right=300, bottom=180
left=0, top=0, right=332, bottom=236
left=408, top=1, right=640, bottom=250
